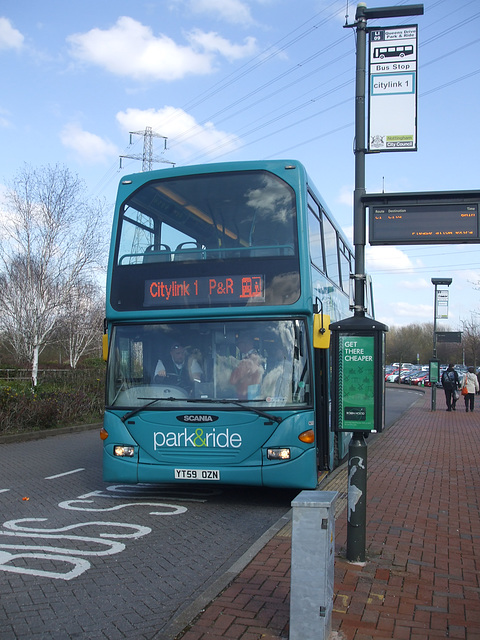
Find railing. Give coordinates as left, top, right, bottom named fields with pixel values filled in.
left=0, top=369, right=104, bottom=382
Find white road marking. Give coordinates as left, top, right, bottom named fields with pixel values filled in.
left=0, top=519, right=152, bottom=581
left=45, top=468, right=85, bottom=480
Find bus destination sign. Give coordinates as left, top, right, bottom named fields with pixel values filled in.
left=369, top=203, right=479, bottom=245
left=144, top=274, right=265, bottom=306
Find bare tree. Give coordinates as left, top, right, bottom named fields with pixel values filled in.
left=385, top=321, right=466, bottom=365
left=386, top=323, right=433, bottom=365
left=0, top=164, right=107, bottom=386
left=461, top=313, right=480, bottom=367
left=56, top=280, right=104, bottom=368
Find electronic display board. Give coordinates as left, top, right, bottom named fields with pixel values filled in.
left=436, top=331, right=462, bottom=343
left=368, top=202, right=479, bottom=245
left=144, top=274, right=265, bottom=307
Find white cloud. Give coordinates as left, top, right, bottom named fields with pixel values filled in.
left=0, top=17, right=24, bottom=51
left=366, top=245, right=415, bottom=273
left=389, top=301, right=432, bottom=320
left=399, top=277, right=430, bottom=290
left=67, top=16, right=256, bottom=81
left=337, top=185, right=353, bottom=207
left=0, top=107, right=11, bottom=128
left=187, top=29, right=257, bottom=61
left=60, top=123, right=118, bottom=164
left=116, top=106, right=242, bottom=160
left=448, top=269, right=480, bottom=292
left=185, top=0, right=255, bottom=25
left=342, top=224, right=353, bottom=245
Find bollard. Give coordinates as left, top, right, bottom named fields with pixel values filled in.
left=289, top=490, right=337, bottom=640
left=347, top=432, right=367, bottom=562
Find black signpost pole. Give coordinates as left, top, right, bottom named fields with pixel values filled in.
left=432, top=280, right=439, bottom=411
left=349, top=2, right=368, bottom=564
left=344, top=1, right=424, bottom=564
left=431, top=278, right=452, bottom=411
left=352, top=3, right=367, bottom=321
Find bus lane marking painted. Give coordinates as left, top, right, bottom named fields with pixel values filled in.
left=0, top=485, right=189, bottom=580
left=0, top=530, right=126, bottom=555
left=0, top=519, right=150, bottom=581
left=57, top=482, right=215, bottom=514
left=0, top=550, right=90, bottom=580
left=58, top=490, right=188, bottom=516
left=3, top=518, right=151, bottom=539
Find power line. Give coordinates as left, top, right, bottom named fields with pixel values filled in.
left=90, top=2, right=479, bottom=198
left=159, top=0, right=345, bottom=129
left=175, top=3, right=479, bottom=163
left=168, top=33, right=352, bottom=152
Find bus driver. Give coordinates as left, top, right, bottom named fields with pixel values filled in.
left=153, top=343, right=203, bottom=390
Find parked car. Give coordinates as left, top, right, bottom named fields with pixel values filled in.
left=385, top=370, right=399, bottom=382
left=410, top=373, right=431, bottom=387
left=386, top=368, right=412, bottom=383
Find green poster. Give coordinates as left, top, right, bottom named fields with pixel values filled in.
left=338, top=336, right=375, bottom=431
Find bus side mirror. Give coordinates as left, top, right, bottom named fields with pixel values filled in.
left=102, top=333, right=108, bottom=361
left=313, top=314, right=331, bottom=349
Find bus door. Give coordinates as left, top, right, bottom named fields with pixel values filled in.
left=314, top=346, right=330, bottom=470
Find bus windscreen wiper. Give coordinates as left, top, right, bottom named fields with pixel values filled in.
left=184, top=397, right=283, bottom=424
left=121, top=396, right=282, bottom=424
left=120, top=397, right=179, bottom=422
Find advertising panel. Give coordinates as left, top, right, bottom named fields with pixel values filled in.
left=337, top=336, right=375, bottom=431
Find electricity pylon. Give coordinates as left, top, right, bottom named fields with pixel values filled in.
left=120, top=126, right=175, bottom=171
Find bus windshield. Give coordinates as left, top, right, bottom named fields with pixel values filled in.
left=111, top=170, right=300, bottom=310
left=106, top=319, right=311, bottom=410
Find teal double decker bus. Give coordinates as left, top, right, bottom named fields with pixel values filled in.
left=102, top=160, right=371, bottom=489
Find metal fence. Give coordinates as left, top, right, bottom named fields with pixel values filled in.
left=0, top=369, right=105, bottom=383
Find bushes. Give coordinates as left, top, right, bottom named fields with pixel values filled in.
left=0, top=370, right=104, bottom=434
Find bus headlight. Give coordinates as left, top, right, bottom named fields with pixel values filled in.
left=267, top=448, right=291, bottom=460
left=114, top=445, right=135, bottom=457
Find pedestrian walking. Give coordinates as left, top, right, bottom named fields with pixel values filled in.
left=462, top=366, right=479, bottom=412
left=441, top=363, right=460, bottom=411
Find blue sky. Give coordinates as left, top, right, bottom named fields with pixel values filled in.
left=1, top=0, right=479, bottom=331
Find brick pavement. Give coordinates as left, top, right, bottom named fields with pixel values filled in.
left=174, top=388, right=480, bottom=640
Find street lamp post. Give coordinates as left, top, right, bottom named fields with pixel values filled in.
left=431, top=278, right=452, bottom=410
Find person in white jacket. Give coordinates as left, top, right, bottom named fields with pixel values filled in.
left=463, top=366, right=479, bottom=412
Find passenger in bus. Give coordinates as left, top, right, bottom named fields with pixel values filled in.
left=229, top=335, right=265, bottom=399
left=153, top=342, right=203, bottom=391
left=261, top=341, right=292, bottom=403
